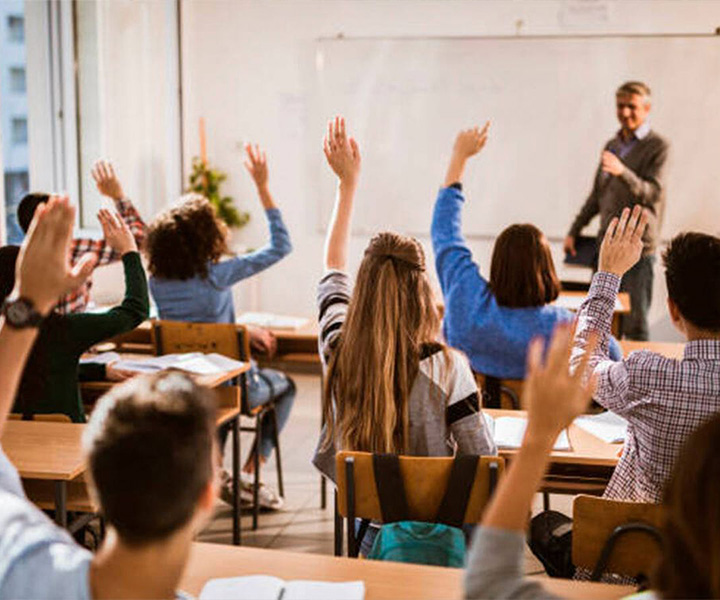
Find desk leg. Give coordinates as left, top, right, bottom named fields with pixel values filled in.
left=55, top=481, right=67, bottom=528
left=232, top=414, right=241, bottom=545
left=320, top=373, right=327, bottom=509
left=333, top=490, right=343, bottom=556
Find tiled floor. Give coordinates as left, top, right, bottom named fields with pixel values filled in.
left=198, top=372, right=569, bottom=575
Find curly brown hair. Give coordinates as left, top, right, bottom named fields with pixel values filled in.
left=145, top=194, right=229, bottom=280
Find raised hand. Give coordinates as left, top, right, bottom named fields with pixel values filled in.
left=98, top=208, right=137, bottom=255
left=248, top=327, right=277, bottom=358
left=523, top=324, right=598, bottom=444
left=323, top=116, right=361, bottom=185
left=452, top=122, right=490, bottom=160
left=601, top=150, right=625, bottom=177
left=15, top=195, right=97, bottom=315
left=244, top=144, right=269, bottom=190
left=92, top=160, right=125, bottom=201
left=598, top=204, right=648, bottom=276
left=564, top=235, right=576, bottom=257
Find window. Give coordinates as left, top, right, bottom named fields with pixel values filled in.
left=9, top=66, right=25, bottom=92
left=10, top=118, right=27, bottom=144
left=7, top=15, right=23, bottom=43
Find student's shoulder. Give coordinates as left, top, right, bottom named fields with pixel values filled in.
left=419, top=344, right=476, bottom=389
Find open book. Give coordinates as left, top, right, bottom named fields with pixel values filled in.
left=554, top=294, right=623, bottom=312
left=237, top=312, right=309, bottom=330
left=110, top=352, right=245, bottom=376
left=199, top=575, right=365, bottom=600
left=484, top=414, right=571, bottom=451
left=574, top=411, right=627, bottom=444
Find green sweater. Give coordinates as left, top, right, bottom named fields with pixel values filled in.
left=13, top=252, right=149, bottom=422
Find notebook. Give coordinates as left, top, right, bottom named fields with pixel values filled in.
left=484, top=415, right=571, bottom=451
left=574, top=411, right=627, bottom=444
left=237, top=312, right=309, bottom=330
left=111, top=352, right=245, bottom=376
left=199, top=575, right=365, bottom=600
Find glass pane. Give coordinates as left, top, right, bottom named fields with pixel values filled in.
left=1, top=0, right=28, bottom=243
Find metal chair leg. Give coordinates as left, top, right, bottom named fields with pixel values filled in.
left=270, top=407, right=284, bottom=498
left=252, top=416, right=261, bottom=531
left=232, top=415, right=242, bottom=545
left=543, top=491, right=550, bottom=511
left=333, top=490, right=343, bottom=556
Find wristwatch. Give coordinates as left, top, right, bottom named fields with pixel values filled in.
left=2, top=296, right=44, bottom=329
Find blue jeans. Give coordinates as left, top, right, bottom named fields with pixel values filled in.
left=619, top=254, right=655, bottom=341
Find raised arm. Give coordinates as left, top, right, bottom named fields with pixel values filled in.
left=465, top=325, right=597, bottom=599
left=570, top=205, right=648, bottom=414
left=209, top=144, right=292, bottom=287
left=431, top=124, right=489, bottom=295
left=0, top=197, right=94, bottom=434
left=323, top=116, right=361, bottom=272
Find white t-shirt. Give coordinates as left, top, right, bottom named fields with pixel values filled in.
left=0, top=447, right=91, bottom=599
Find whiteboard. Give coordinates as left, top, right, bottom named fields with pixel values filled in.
left=311, top=36, right=720, bottom=240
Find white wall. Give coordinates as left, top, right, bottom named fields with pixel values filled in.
left=177, top=0, right=720, bottom=340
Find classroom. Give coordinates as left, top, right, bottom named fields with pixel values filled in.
left=1, top=1, right=719, bottom=598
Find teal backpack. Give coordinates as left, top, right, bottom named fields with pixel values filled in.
left=359, top=454, right=496, bottom=567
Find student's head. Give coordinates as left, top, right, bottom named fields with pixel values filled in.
left=615, top=81, right=651, bottom=133
left=145, top=194, right=229, bottom=280
left=663, top=232, right=720, bottom=336
left=83, top=371, right=218, bottom=547
left=654, top=414, right=720, bottom=598
left=17, top=193, right=51, bottom=234
left=323, top=231, right=442, bottom=454
left=0, top=245, right=20, bottom=304
left=489, top=224, right=560, bottom=308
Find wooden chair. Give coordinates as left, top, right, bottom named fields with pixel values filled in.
left=474, top=372, right=523, bottom=410
left=572, top=494, right=664, bottom=581
left=335, top=451, right=504, bottom=557
left=152, top=320, right=285, bottom=533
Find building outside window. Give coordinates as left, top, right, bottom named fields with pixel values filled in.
left=9, top=66, right=25, bottom=93
left=7, top=15, right=24, bottom=43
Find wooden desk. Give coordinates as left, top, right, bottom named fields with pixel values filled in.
left=180, top=543, right=634, bottom=600
left=1, top=421, right=86, bottom=527
left=621, top=340, right=684, bottom=360
left=555, top=291, right=630, bottom=338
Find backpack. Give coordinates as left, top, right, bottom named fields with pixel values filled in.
left=366, top=454, right=493, bottom=567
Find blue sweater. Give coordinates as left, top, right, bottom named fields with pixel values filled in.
left=149, top=208, right=292, bottom=324
left=431, top=187, right=620, bottom=379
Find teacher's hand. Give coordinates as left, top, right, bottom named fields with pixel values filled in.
left=564, top=235, right=576, bottom=257
left=601, top=151, right=625, bottom=177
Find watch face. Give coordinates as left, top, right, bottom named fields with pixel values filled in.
left=3, top=297, right=41, bottom=328
left=7, top=300, right=30, bottom=324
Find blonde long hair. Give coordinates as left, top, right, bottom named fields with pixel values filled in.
left=322, top=232, right=445, bottom=454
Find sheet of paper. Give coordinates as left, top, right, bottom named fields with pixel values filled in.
left=79, top=352, right=120, bottom=365
left=237, top=312, right=309, bottom=330
left=574, top=411, right=627, bottom=444
left=285, top=580, right=365, bottom=600
left=199, top=575, right=284, bottom=600
left=111, top=353, right=244, bottom=376
left=554, top=295, right=623, bottom=311
left=490, top=416, right=571, bottom=451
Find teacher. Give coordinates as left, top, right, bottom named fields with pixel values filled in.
left=564, top=81, right=669, bottom=341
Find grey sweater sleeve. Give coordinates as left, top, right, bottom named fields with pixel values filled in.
left=465, top=527, right=562, bottom=600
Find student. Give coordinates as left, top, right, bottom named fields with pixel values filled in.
left=431, top=124, right=621, bottom=381
left=145, top=144, right=293, bottom=509
left=0, top=206, right=149, bottom=422
left=465, top=323, right=720, bottom=599
left=0, top=196, right=219, bottom=599
left=313, top=117, right=496, bottom=554
left=17, top=160, right=147, bottom=314
left=571, top=205, right=720, bottom=503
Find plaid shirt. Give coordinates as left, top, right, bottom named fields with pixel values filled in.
left=571, top=271, right=720, bottom=502
left=58, top=198, right=147, bottom=314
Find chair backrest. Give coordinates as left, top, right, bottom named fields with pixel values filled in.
left=572, top=494, right=664, bottom=580
left=152, top=320, right=251, bottom=361
left=9, top=413, right=72, bottom=423
left=474, top=372, right=523, bottom=410
left=336, top=451, right=504, bottom=523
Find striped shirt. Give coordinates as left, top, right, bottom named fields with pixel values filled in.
left=571, top=271, right=720, bottom=502
left=312, top=270, right=496, bottom=482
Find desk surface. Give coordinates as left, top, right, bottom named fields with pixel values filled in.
left=1, top=421, right=86, bottom=480
left=180, top=543, right=633, bottom=600
left=485, top=409, right=620, bottom=468
left=556, top=290, right=631, bottom=314
left=621, top=340, right=685, bottom=360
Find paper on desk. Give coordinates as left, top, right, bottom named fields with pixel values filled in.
left=574, top=411, right=627, bottom=444
left=554, top=295, right=623, bottom=312
left=485, top=415, right=571, bottom=451
left=112, top=352, right=244, bottom=375
left=237, top=312, right=309, bottom=330
left=79, top=352, right=120, bottom=365
left=199, top=575, right=365, bottom=600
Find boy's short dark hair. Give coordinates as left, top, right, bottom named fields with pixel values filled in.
left=83, top=372, right=217, bottom=546
left=17, top=193, right=50, bottom=234
left=663, top=232, right=720, bottom=332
